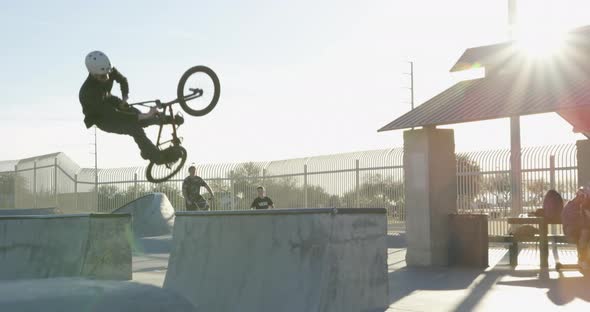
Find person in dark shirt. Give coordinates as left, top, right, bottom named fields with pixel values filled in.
left=78, top=51, right=183, bottom=164
left=182, top=164, right=214, bottom=211
left=250, top=186, right=274, bottom=210
left=562, top=185, right=590, bottom=270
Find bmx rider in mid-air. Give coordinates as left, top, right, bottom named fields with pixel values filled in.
left=78, top=50, right=183, bottom=164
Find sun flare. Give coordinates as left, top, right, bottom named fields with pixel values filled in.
left=512, top=0, right=577, bottom=60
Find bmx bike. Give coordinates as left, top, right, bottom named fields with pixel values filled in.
left=129, top=66, right=220, bottom=183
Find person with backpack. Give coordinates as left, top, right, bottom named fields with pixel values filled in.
left=561, top=186, right=590, bottom=269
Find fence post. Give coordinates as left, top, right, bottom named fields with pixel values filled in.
left=74, top=174, right=78, bottom=211
left=33, top=161, right=37, bottom=209
left=14, top=165, right=18, bottom=208
left=54, top=158, right=58, bottom=207
left=230, top=178, right=235, bottom=210
left=304, top=165, right=308, bottom=208
left=356, top=159, right=360, bottom=208
left=134, top=173, right=138, bottom=199
left=549, top=155, right=556, bottom=190
left=549, top=155, right=556, bottom=235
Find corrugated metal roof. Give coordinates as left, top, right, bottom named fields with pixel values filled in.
left=378, top=66, right=590, bottom=132
left=450, top=42, right=514, bottom=72
left=451, top=25, right=590, bottom=72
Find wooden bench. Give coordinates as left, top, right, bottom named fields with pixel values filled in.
left=490, top=234, right=568, bottom=267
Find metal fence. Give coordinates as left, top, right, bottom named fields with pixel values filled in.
left=0, top=149, right=405, bottom=224
left=0, top=143, right=580, bottom=236
left=456, top=144, right=577, bottom=235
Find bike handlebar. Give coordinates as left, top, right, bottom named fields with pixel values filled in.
left=128, top=88, right=202, bottom=108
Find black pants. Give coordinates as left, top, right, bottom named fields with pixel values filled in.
left=186, top=199, right=209, bottom=211
left=95, top=106, right=160, bottom=161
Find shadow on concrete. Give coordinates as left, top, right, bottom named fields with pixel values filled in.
left=388, top=266, right=547, bottom=312
left=387, top=233, right=407, bottom=248
left=133, top=236, right=172, bottom=254
left=498, top=274, right=590, bottom=305
left=388, top=267, right=488, bottom=306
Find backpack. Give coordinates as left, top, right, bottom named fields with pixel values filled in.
left=561, top=200, right=582, bottom=230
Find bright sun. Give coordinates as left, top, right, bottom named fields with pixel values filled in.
left=512, top=0, right=574, bottom=59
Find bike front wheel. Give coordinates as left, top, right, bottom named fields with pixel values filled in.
left=177, top=66, right=220, bottom=117
left=146, top=146, right=188, bottom=183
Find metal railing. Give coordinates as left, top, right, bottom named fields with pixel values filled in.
left=0, top=149, right=405, bottom=224
left=456, top=144, right=577, bottom=235
left=0, top=143, right=579, bottom=236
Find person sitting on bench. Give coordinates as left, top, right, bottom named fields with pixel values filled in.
left=561, top=185, right=590, bottom=270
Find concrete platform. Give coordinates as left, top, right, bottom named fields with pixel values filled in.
left=0, top=213, right=132, bottom=280
left=164, top=208, right=389, bottom=312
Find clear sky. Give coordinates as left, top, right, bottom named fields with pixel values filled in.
left=1, top=0, right=589, bottom=168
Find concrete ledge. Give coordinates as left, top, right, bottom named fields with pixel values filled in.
left=0, top=214, right=132, bottom=280
left=0, top=207, right=58, bottom=216
left=176, top=207, right=387, bottom=217
left=165, top=209, right=389, bottom=312
left=0, top=213, right=130, bottom=220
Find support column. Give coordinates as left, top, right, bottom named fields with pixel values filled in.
left=510, top=116, right=522, bottom=217
left=404, top=127, right=457, bottom=266
left=576, top=139, right=590, bottom=186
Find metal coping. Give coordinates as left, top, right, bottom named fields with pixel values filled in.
left=176, top=208, right=387, bottom=217
left=0, top=213, right=131, bottom=220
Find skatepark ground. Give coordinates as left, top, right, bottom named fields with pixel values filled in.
left=1, top=232, right=589, bottom=311
left=132, top=233, right=590, bottom=312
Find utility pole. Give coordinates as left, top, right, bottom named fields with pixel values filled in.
left=401, top=61, right=415, bottom=111
left=508, top=0, right=523, bottom=217
left=410, top=61, right=414, bottom=110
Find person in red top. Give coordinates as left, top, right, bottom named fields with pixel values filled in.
left=562, top=185, right=590, bottom=269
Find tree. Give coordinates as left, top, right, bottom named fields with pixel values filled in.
left=482, top=173, right=512, bottom=209
left=0, top=173, right=15, bottom=208
left=456, top=155, right=482, bottom=210
left=524, top=179, right=550, bottom=207
left=341, top=174, right=405, bottom=220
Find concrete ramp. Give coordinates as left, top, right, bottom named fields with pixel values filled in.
left=0, top=214, right=132, bottom=280
left=0, top=278, right=197, bottom=312
left=113, top=193, right=175, bottom=238
left=164, top=208, right=389, bottom=312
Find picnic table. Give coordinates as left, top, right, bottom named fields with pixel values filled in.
left=507, top=216, right=549, bottom=268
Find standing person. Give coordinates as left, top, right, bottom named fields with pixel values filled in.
left=562, top=185, right=590, bottom=269
left=250, top=186, right=274, bottom=210
left=182, top=164, right=214, bottom=211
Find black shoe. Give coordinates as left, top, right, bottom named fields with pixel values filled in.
left=153, top=147, right=182, bottom=165
left=163, top=114, right=184, bottom=126
left=139, top=114, right=184, bottom=127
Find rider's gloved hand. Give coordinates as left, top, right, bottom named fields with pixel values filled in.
left=148, top=107, right=159, bottom=117
left=118, top=95, right=130, bottom=110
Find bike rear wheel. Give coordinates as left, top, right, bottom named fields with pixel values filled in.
left=146, top=146, right=187, bottom=183
left=177, top=66, right=220, bottom=117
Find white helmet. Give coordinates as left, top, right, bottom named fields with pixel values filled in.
left=85, top=51, right=112, bottom=75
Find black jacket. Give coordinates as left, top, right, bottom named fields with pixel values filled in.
left=79, top=67, right=135, bottom=128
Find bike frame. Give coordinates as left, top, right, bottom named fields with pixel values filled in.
left=129, top=88, right=203, bottom=149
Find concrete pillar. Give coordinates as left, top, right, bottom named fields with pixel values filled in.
left=404, top=127, right=457, bottom=266
left=576, top=139, right=590, bottom=187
